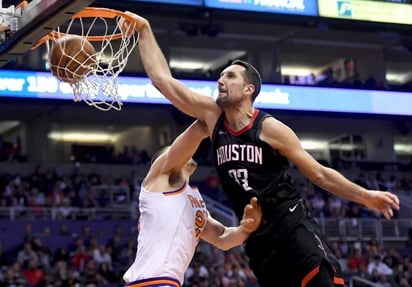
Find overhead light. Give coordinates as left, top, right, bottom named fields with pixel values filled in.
left=329, top=143, right=363, bottom=151
left=395, top=143, right=412, bottom=154
left=48, top=131, right=117, bottom=143
left=281, top=66, right=314, bottom=76
left=386, top=73, right=405, bottom=83
left=301, top=140, right=328, bottom=150
left=170, top=60, right=206, bottom=70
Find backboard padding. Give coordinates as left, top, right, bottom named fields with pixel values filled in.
left=0, top=0, right=95, bottom=67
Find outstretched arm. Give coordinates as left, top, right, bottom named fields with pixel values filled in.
left=146, top=120, right=208, bottom=181
left=201, top=197, right=262, bottom=250
left=121, top=12, right=220, bottom=125
left=260, top=117, right=400, bottom=220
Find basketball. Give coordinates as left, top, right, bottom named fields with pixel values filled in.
left=49, top=35, right=96, bottom=83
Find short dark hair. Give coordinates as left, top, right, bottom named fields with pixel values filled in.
left=231, top=59, right=262, bottom=102
left=150, top=146, right=170, bottom=165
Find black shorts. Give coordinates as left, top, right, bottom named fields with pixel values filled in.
left=244, top=199, right=344, bottom=287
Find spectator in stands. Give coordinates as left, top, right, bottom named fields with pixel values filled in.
left=341, top=58, right=362, bottom=88
left=369, top=239, right=381, bottom=254
left=354, top=173, right=370, bottom=189
left=393, top=263, right=406, bottom=286
left=58, top=224, right=72, bottom=236
left=377, top=274, right=393, bottom=287
left=386, top=175, right=399, bottom=193
left=70, top=245, right=91, bottom=271
left=117, top=239, right=136, bottom=268
left=83, top=259, right=108, bottom=286
left=31, top=241, right=51, bottom=271
left=228, top=263, right=247, bottom=287
left=346, top=203, right=363, bottom=218
left=67, top=237, right=82, bottom=256
left=98, top=261, right=118, bottom=284
left=50, top=260, right=69, bottom=283
left=54, top=197, right=73, bottom=219
left=54, top=247, right=70, bottom=264
left=328, top=194, right=346, bottom=219
left=399, top=278, right=411, bottom=287
left=28, top=187, right=46, bottom=211
left=203, top=170, right=228, bottom=205
left=81, top=189, right=100, bottom=211
left=316, top=67, right=337, bottom=87
left=348, top=249, right=369, bottom=272
left=88, top=171, right=102, bottom=186
left=353, top=262, right=369, bottom=284
left=80, top=226, right=94, bottom=248
left=364, top=74, right=378, bottom=90
left=309, top=191, right=327, bottom=217
left=185, top=261, right=209, bottom=286
left=17, top=242, right=38, bottom=268
left=0, top=264, right=27, bottom=287
left=384, top=248, right=402, bottom=270
left=92, top=245, right=112, bottom=268
left=376, top=173, right=388, bottom=191
left=64, top=269, right=82, bottom=287
left=210, top=265, right=230, bottom=287
left=369, top=268, right=381, bottom=283
left=0, top=242, right=9, bottom=267
left=140, top=149, right=150, bottom=165
left=22, top=259, right=45, bottom=286
left=367, top=255, right=394, bottom=276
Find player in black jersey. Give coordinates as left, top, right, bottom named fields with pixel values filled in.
left=121, top=13, right=400, bottom=287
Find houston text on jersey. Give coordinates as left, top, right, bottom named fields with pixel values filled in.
left=216, top=144, right=263, bottom=165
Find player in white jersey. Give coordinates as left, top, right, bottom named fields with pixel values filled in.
left=123, top=120, right=262, bottom=287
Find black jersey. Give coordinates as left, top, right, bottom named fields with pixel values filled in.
left=212, top=109, right=344, bottom=287
left=211, top=109, right=300, bottom=221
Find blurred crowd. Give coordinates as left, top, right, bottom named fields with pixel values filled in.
left=0, top=165, right=140, bottom=219
left=1, top=162, right=412, bottom=220
left=0, top=159, right=411, bottom=287
left=202, top=168, right=412, bottom=220
left=295, top=171, right=412, bottom=220
left=2, top=218, right=412, bottom=287
left=282, top=58, right=412, bottom=92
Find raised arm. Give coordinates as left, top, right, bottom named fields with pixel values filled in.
left=201, top=197, right=262, bottom=250
left=259, top=117, right=400, bottom=220
left=146, top=120, right=208, bottom=181
left=121, top=12, right=220, bottom=124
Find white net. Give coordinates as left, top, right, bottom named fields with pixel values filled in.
left=44, top=8, right=139, bottom=111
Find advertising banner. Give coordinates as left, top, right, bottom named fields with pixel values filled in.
left=318, top=0, right=412, bottom=25
left=132, top=0, right=202, bottom=6
left=204, top=0, right=318, bottom=16
left=1, top=70, right=411, bottom=116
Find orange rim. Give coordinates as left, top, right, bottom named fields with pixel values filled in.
left=16, top=1, right=29, bottom=9
left=31, top=7, right=138, bottom=50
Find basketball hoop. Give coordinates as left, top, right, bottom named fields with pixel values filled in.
left=32, top=7, right=140, bottom=111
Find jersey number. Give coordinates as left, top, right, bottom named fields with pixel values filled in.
left=228, top=169, right=252, bottom=191
left=195, top=210, right=206, bottom=238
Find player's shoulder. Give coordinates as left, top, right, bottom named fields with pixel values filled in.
left=260, top=113, right=281, bottom=127
left=259, top=113, right=292, bottom=140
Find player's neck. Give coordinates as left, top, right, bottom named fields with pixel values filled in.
left=169, top=171, right=190, bottom=187
left=224, top=106, right=255, bottom=131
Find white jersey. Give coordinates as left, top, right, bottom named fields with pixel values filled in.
left=123, top=181, right=208, bottom=286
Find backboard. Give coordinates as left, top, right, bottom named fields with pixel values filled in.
left=0, top=0, right=95, bottom=67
